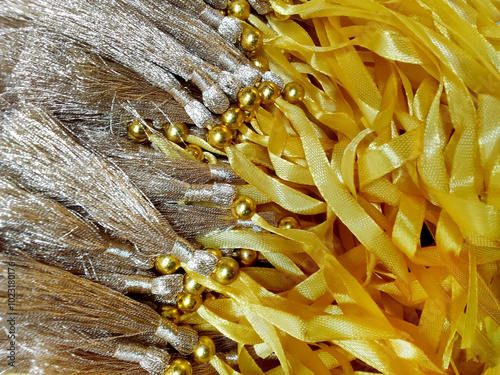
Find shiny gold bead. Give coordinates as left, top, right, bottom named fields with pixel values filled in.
left=192, top=336, right=216, bottom=363
left=205, top=248, right=223, bottom=259
left=164, top=122, right=189, bottom=143
left=166, top=358, right=193, bottom=375
left=184, top=275, right=206, bottom=295
left=258, top=81, right=280, bottom=105
left=234, top=249, right=258, bottom=267
left=240, top=27, right=263, bottom=53
left=207, top=125, right=233, bottom=149
left=185, top=144, right=204, bottom=161
left=238, top=86, right=261, bottom=112
left=127, top=120, right=149, bottom=143
left=227, top=0, right=251, bottom=20
left=221, top=105, right=245, bottom=130
left=159, top=305, right=182, bottom=325
left=282, top=81, right=305, bottom=104
left=231, top=195, right=256, bottom=220
left=212, top=257, right=240, bottom=285
left=278, top=216, right=301, bottom=229
left=250, top=55, right=269, bottom=73
left=155, top=255, right=181, bottom=275
left=177, top=292, right=203, bottom=313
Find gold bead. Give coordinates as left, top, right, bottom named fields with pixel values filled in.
left=166, top=358, right=193, bottom=375
left=185, top=144, right=204, bottom=161
left=278, top=216, right=301, bottom=229
left=184, top=275, right=206, bottom=295
left=282, top=81, right=305, bottom=104
left=205, top=248, right=222, bottom=259
left=238, top=86, right=261, bottom=112
left=221, top=105, right=245, bottom=130
left=177, top=292, right=203, bottom=313
left=231, top=195, right=256, bottom=220
left=159, top=305, right=182, bottom=325
left=155, top=255, right=181, bottom=275
left=240, top=27, right=263, bottom=53
left=227, top=0, right=251, bottom=20
left=257, top=81, right=280, bottom=105
left=127, top=120, right=149, bottom=143
left=234, top=249, right=258, bottom=267
left=207, top=125, right=233, bottom=149
left=250, top=55, right=269, bottom=73
left=164, top=122, right=189, bottom=143
left=212, top=257, right=240, bottom=285
left=192, top=336, right=216, bottom=363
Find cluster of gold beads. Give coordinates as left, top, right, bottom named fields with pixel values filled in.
left=164, top=334, right=216, bottom=375
left=209, top=79, right=305, bottom=149
left=126, top=118, right=205, bottom=162
left=176, top=274, right=206, bottom=313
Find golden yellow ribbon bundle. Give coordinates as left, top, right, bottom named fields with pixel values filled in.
left=182, top=1, right=500, bottom=374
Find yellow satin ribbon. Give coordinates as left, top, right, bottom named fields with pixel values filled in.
left=188, top=0, right=500, bottom=374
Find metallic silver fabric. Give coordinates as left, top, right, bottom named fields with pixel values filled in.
left=0, top=106, right=197, bottom=264
left=262, top=71, right=285, bottom=90
left=209, top=164, right=246, bottom=184
left=203, top=0, right=230, bottom=10
left=0, top=176, right=153, bottom=274
left=211, top=182, right=238, bottom=206
left=1, top=0, right=221, bottom=125
left=217, top=16, right=243, bottom=43
left=0, top=28, right=191, bottom=126
left=150, top=274, right=184, bottom=296
left=113, top=344, right=171, bottom=375
left=186, top=250, right=219, bottom=276
left=156, top=319, right=199, bottom=356
left=248, top=0, right=272, bottom=14
left=0, top=254, right=197, bottom=356
left=88, top=273, right=183, bottom=297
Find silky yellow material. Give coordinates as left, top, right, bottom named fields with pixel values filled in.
left=190, top=0, right=500, bottom=374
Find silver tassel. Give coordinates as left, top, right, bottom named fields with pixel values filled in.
left=0, top=27, right=191, bottom=126
left=79, top=131, right=245, bottom=185
left=1, top=0, right=225, bottom=125
left=0, top=253, right=199, bottom=356
left=0, top=106, right=218, bottom=276
left=163, top=0, right=242, bottom=43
